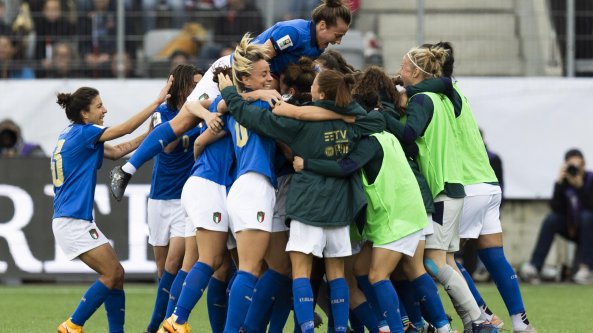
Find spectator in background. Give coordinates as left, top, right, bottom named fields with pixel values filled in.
left=283, top=0, right=319, bottom=20
left=520, top=149, right=593, bottom=285
left=33, top=0, right=75, bottom=66
left=109, top=51, right=137, bottom=78
left=0, top=32, right=36, bottom=78
left=40, top=41, right=81, bottom=77
left=199, top=0, right=262, bottom=62
left=0, top=119, right=45, bottom=157
left=168, top=49, right=190, bottom=71
left=78, top=0, right=116, bottom=77
left=0, top=0, right=10, bottom=33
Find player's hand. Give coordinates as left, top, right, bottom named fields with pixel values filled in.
left=254, top=89, right=281, bottom=107
left=293, top=156, right=304, bottom=172
left=205, top=112, right=224, bottom=133
left=217, top=73, right=233, bottom=91
left=272, top=99, right=289, bottom=116
left=156, top=75, right=173, bottom=103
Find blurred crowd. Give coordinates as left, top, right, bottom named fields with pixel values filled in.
left=0, top=0, right=282, bottom=78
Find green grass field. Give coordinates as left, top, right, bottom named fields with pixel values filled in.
left=0, top=282, right=591, bottom=332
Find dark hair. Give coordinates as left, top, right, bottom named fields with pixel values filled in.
left=565, top=148, right=584, bottom=161
left=212, top=65, right=233, bottom=83
left=168, top=64, right=200, bottom=109
left=311, top=0, right=351, bottom=27
left=428, top=41, right=454, bottom=78
left=281, top=57, right=317, bottom=94
left=353, top=91, right=380, bottom=113
left=317, top=69, right=355, bottom=107
left=56, top=87, right=99, bottom=123
left=352, top=65, right=399, bottom=109
left=316, top=49, right=355, bottom=74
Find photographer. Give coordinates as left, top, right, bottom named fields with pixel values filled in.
left=0, top=119, right=45, bottom=157
left=520, top=149, right=593, bottom=284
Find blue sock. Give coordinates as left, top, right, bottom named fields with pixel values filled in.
left=207, top=277, right=228, bottom=333
left=224, top=270, right=257, bottom=333
left=356, top=275, right=387, bottom=328
left=372, top=280, right=403, bottom=333
left=242, top=269, right=290, bottom=333
left=329, top=278, right=349, bottom=333
left=352, top=301, right=379, bottom=333
left=128, top=121, right=177, bottom=169
left=71, top=280, right=111, bottom=326
left=174, top=262, right=214, bottom=324
left=268, top=275, right=293, bottom=333
left=394, top=280, right=423, bottom=328
left=412, top=273, right=449, bottom=328
left=104, top=288, right=125, bottom=333
left=166, top=270, right=187, bottom=317
left=479, top=247, right=526, bottom=315
left=293, top=277, right=315, bottom=333
left=455, top=260, right=486, bottom=307
left=147, top=270, right=175, bottom=332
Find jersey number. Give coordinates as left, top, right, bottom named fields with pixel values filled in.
left=234, top=123, right=249, bottom=148
left=51, top=139, right=65, bottom=187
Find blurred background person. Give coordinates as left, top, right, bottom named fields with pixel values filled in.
left=0, top=118, right=45, bottom=157
left=520, top=149, right=593, bottom=285
left=40, top=41, right=81, bottom=78
left=33, top=0, right=76, bottom=72
left=0, top=31, right=35, bottom=78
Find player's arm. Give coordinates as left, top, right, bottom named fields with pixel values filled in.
left=240, top=89, right=282, bottom=108
left=194, top=128, right=227, bottom=159
left=294, top=137, right=380, bottom=177
left=100, top=76, right=172, bottom=142
left=182, top=99, right=223, bottom=131
left=407, top=77, right=462, bottom=116
left=103, top=122, right=153, bottom=160
left=272, top=101, right=355, bottom=123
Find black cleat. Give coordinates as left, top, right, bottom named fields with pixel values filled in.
left=109, top=166, right=131, bottom=201
left=313, top=311, right=323, bottom=328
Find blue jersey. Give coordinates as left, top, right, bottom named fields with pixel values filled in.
left=190, top=96, right=236, bottom=188
left=226, top=100, right=277, bottom=187
left=252, top=19, right=323, bottom=75
left=51, top=123, right=106, bottom=221
left=149, top=103, right=200, bottom=200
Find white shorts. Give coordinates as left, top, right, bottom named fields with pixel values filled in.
left=375, top=229, right=423, bottom=257
left=186, top=55, right=231, bottom=102
left=460, top=192, right=503, bottom=239
left=286, top=220, right=352, bottom=258
left=181, top=176, right=230, bottom=233
left=425, top=195, right=463, bottom=252
left=147, top=198, right=188, bottom=246
left=272, top=174, right=291, bottom=232
left=420, top=214, right=435, bottom=240
left=52, top=218, right=110, bottom=260
left=227, top=172, right=276, bottom=233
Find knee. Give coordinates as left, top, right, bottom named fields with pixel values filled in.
left=104, top=264, right=125, bottom=288
left=367, top=270, right=388, bottom=285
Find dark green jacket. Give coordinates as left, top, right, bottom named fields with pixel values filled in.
left=221, top=86, right=385, bottom=227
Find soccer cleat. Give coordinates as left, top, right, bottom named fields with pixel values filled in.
left=57, top=319, right=83, bottom=333
left=518, top=262, right=540, bottom=284
left=471, top=322, right=499, bottom=333
left=573, top=266, right=593, bottom=285
left=109, top=166, right=131, bottom=201
left=512, top=325, right=537, bottom=333
left=162, top=316, right=191, bottom=333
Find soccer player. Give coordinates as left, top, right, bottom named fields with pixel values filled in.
left=413, top=41, right=536, bottom=333
left=143, top=65, right=202, bottom=333
left=160, top=66, right=236, bottom=333
left=109, top=0, right=352, bottom=201
left=393, top=45, right=499, bottom=333
left=52, top=78, right=172, bottom=333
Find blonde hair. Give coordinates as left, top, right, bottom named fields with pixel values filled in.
left=232, top=33, right=269, bottom=91
left=406, top=45, right=449, bottom=79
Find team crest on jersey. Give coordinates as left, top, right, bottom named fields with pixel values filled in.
left=213, top=212, right=222, bottom=224
left=257, top=211, right=265, bottom=223
left=89, top=229, right=99, bottom=240
left=199, top=93, right=209, bottom=101
left=277, top=35, right=293, bottom=51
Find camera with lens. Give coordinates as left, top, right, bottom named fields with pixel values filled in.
left=566, top=164, right=579, bottom=177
